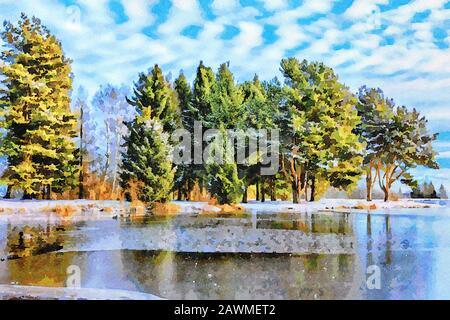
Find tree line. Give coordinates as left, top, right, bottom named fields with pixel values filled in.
left=0, top=15, right=439, bottom=205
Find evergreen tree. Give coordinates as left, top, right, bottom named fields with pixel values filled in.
left=192, top=61, right=216, bottom=126
left=126, top=64, right=180, bottom=133
left=120, top=65, right=177, bottom=204
left=280, top=58, right=363, bottom=203
left=376, top=106, right=438, bottom=201
left=428, top=182, right=438, bottom=198
left=205, top=62, right=244, bottom=203
left=120, top=119, right=174, bottom=204
left=173, top=72, right=195, bottom=200
left=356, top=86, right=396, bottom=201
left=0, top=14, right=78, bottom=199
left=439, top=184, right=448, bottom=199
left=240, top=75, right=282, bottom=202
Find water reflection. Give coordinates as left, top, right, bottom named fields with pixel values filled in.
left=0, top=209, right=449, bottom=299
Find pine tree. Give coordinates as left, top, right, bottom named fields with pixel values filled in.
left=439, top=184, right=448, bottom=199
left=126, top=64, right=179, bottom=133
left=173, top=72, right=195, bottom=200
left=120, top=119, right=174, bottom=204
left=280, top=58, right=363, bottom=203
left=204, top=62, right=244, bottom=204
left=0, top=14, right=78, bottom=199
left=192, top=61, right=216, bottom=126
left=120, top=65, right=177, bottom=205
left=376, top=107, right=438, bottom=201
left=356, top=86, right=396, bottom=201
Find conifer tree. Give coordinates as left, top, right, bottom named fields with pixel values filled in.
left=356, top=86, right=396, bottom=201
left=120, top=119, right=174, bottom=204
left=120, top=65, right=177, bottom=204
left=189, top=61, right=217, bottom=191
left=0, top=14, right=78, bottom=199
left=192, top=61, right=216, bottom=126
left=205, top=62, right=244, bottom=203
left=376, top=107, right=438, bottom=201
left=280, top=58, right=363, bottom=203
left=173, top=72, right=195, bottom=200
left=126, top=64, right=179, bottom=133
left=439, top=184, right=448, bottom=199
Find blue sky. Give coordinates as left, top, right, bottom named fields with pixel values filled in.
left=0, top=0, right=450, bottom=190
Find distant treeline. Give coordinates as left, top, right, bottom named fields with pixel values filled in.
left=0, top=14, right=439, bottom=205
left=411, top=181, right=448, bottom=199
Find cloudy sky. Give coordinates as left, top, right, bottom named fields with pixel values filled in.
left=1, top=0, right=449, bottom=190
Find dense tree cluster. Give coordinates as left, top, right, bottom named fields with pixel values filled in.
left=0, top=15, right=440, bottom=204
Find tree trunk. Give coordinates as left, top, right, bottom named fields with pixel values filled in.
left=366, top=178, right=373, bottom=201
left=292, top=182, right=300, bottom=203
left=270, top=178, right=276, bottom=201
left=310, top=176, right=316, bottom=202
left=383, top=188, right=389, bottom=202
left=261, top=178, right=265, bottom=202
left=22, top=192, right=32, bottom=200
left=177, top=188, right=182, bottom=201
left=79, top=106, right=84, bottom=199
left=46, top=185, right=51, bottom=200
left=242, top=187, right=248, bottom=203
left=3, top=185, right=12, bottom=199
left=256, top=180, right=260, bottom=201
left=103, top=120, right=111, bottom=184
left=366, top=168, right=373, bottom=201
left=111, top=134, right=120, bottom=196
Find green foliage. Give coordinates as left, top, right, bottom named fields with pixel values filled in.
left=192, top=61, right=216, bottom=126
left=0, top=14, right=78, bottom=198
left=203, top=63, right=245, bottom=203
left=120, top=119, right=174, bottom=204
left=0, top=15, right=440, bottom=205
left=357, top=85, right=439, bottom=201
left=173, top=72, right=196, bottom=199
left=206, top=161, right=243, bottom=205
left=126, top=64, right=180, bottom=133
left=280, top=58, right=364, bottom=201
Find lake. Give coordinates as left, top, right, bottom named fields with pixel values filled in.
left=1, top=206, right=450, bottom=299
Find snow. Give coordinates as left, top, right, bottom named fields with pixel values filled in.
left=0, top=285, right=162, bottom=300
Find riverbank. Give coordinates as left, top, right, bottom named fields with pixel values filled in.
left=0, top=198, right=444, bottom=219
left=0, top=284, right=162, bottom=300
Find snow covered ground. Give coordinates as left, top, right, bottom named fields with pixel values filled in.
left=176, top=199, right=445, bottom=215
left=0, top=198, right=446, bottom=218
left=0, top=285, right=162, bottom=300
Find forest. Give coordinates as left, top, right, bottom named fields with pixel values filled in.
left=0, top=14, right=440, bottom=206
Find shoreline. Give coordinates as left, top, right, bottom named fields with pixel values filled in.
left=0, top=198, right=446, bottom=220
left=0, top=284, right=162, bottom=300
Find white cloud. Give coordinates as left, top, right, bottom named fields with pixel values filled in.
left=259, top=0, right=287, bottom=11
left=0, top=0, right=448, bottom=137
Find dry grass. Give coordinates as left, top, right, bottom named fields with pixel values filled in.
left=152, top=202, right=181, bottom=215
left=201, top=203, right=245, bottom=214
left=53, top=205, right=78, bottom=217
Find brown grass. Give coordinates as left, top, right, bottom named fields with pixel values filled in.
left=152, top=202, right=181, bottom=215
left=53, top=205, right=78, bottom=217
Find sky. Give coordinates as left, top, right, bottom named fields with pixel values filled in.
left=0, top=0, right=449, bottom=192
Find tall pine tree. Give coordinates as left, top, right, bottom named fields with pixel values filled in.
left=173, top=72, right=196, bottom=200
left=280, top=58, right=363, bottom=202
left=0, top=14, right=78, bottom=199
left=120, top=65, right=176, bottom=204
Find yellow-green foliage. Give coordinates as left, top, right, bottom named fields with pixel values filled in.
left=0, top=14, right=78, bottom=198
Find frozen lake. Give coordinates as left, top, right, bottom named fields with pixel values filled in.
left=1, top=206, right=450, bottom=299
